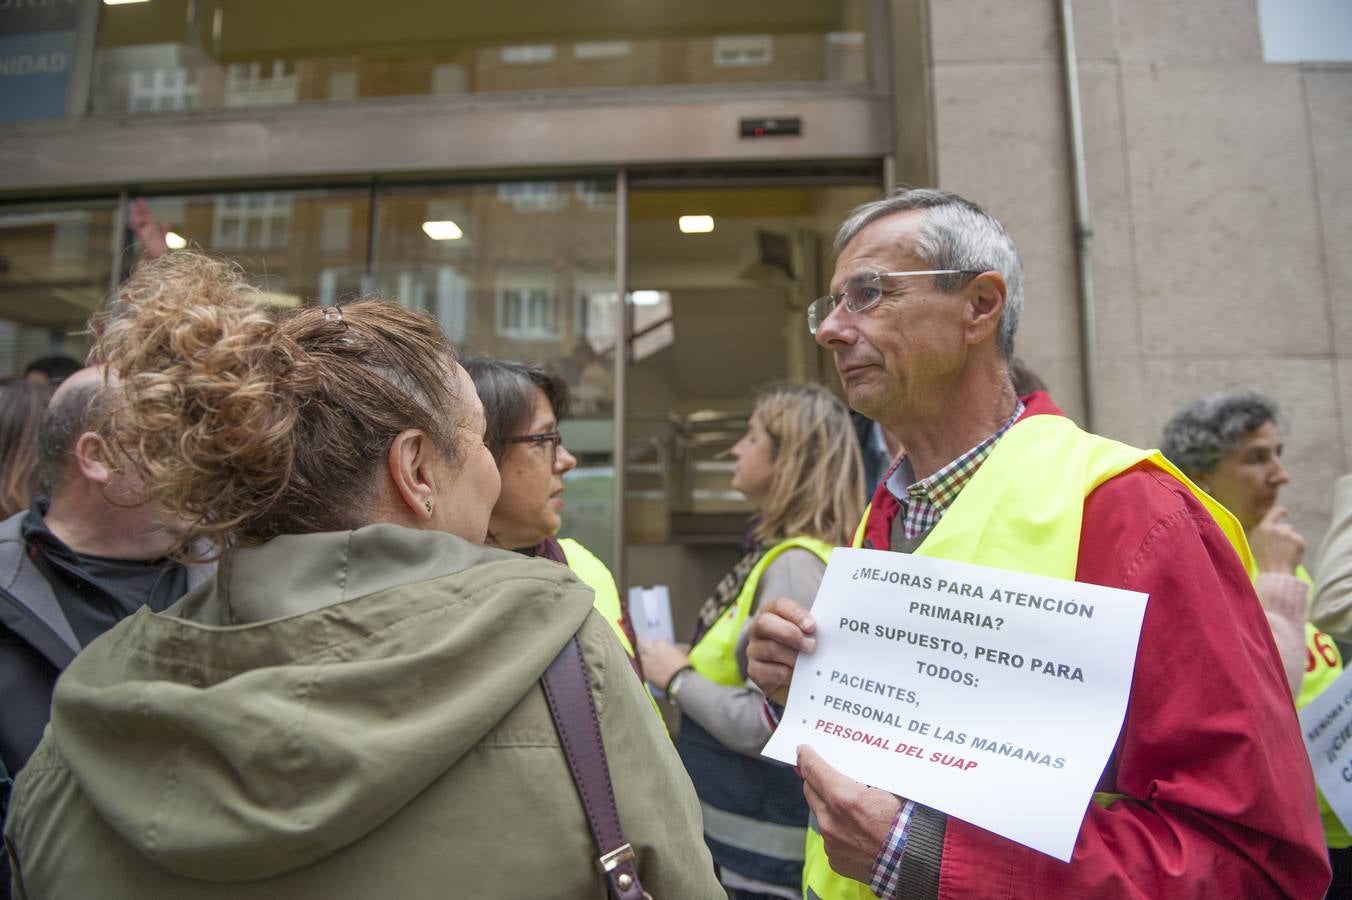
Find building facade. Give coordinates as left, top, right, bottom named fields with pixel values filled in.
left=1, top=0, right=1347, bottom=627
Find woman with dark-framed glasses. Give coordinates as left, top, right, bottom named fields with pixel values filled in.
left=463, top=357, right=639, bottom=664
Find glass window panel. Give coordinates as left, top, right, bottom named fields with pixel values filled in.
left=373, top=179, right=618, bottom=568
left=319, top=206, right=351, bottom=253
left=134, top=189, right=370, bottom=309
left=1259, top=0, right=1352, bottom=61
left=0, top=201, right=116, bottom=377
left=712, top=35, right=774, bottom=68
left=90, top=0, right=875, bottom=116
left=622, top=182, right=881, bottom=594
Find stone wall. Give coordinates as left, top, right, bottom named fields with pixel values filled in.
left=908, top=0, right=1352, bottom=546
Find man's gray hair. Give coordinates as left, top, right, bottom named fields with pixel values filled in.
left=1160, top=389, right=1280, bottom=478
left=834, top=188, right=1024, bottom=359
left=36, top=380, right=105, bottom=497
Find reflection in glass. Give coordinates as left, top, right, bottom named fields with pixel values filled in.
left=89, top=0, right=873, bottom=117
left=134, top=190, right=370, bottom=310
left=373, top=180, right=619, bottom=568
left=621, top=183, right=880, bottom=610
left=0, top=202, right=116, bottom=377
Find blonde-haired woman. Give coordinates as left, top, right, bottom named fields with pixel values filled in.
left=639, top=382, right=863, bottom=899
left=5, top=252, right=720, bottom=899
left=0, top=378, right=50, bottom=519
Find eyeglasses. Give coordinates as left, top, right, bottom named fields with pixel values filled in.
left=807, top=270, right=982, bottom=334
left=508, top=430, right=563, bottom=464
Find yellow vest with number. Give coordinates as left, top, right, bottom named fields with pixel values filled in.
left=1291, top=566, right=1350, bottom=848
left=689, top=537, right=834, bottom=688
left=558, top=538, right=633, bottom=657
left=804, top=414, right=1253, bottom=900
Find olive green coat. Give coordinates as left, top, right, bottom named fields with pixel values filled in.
left=5, top=525, right=719, bottom=899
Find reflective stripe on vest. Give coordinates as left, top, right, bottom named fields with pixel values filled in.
left=689, top=536, right=834, bottom=688
left=558, top=538, right=633, bottom=657
left=701, top=802, right=808, bottom=861
left=804, top=413, right=1254, bottom=899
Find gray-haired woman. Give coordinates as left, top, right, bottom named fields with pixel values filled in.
left=1163, top=389, right=1320, bottom=693
left=1163, top=388, right=1351, bottom=891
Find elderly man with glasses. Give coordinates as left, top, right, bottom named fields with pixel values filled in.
left=746, top=189, right=1328, bottom=899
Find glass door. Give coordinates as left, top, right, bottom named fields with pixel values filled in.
left=621, top=177, right=881, bottom=641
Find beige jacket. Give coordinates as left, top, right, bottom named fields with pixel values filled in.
left=1313, top=474, right=1352, bottom=641
left=5, top=525, right=719, bottom=899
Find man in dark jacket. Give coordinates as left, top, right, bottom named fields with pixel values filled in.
left=0, top=367, right=213, bottom=777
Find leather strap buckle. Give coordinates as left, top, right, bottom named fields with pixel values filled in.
left=597, top=842, right=635, bottom=873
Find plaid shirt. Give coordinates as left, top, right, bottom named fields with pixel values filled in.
left=887, top=401, right=1026, bottom=541
left=870, top=400, right=1024, bottom=897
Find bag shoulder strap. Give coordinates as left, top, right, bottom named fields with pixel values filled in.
left=541, top=634, right=649, bottom=900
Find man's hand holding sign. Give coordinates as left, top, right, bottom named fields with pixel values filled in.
left=746, top=597, right=816, bottom=706
left=798, top=746, right=901, bottom=883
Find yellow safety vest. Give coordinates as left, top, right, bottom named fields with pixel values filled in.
left=688, top=537, right=834, bottom=688
left=805, top=414, right=1253, bottom=899
left=558, top=538, right=667, bottom=731
left=558, top=538, right=634, bottom=657
left=1291, top=566, right=1350, bottom=848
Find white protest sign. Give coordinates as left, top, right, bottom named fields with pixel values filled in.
left=761, top=547, right=1147, bottom=861
left=628, top=586, right=675, bottom=644
left=1299, top=665, right=1352, bottom=832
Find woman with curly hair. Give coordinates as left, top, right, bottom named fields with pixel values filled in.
left=3, top=251, right=719, bottom=899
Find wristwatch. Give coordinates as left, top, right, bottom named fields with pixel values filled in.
left=666, top=666, right=694, bottom=707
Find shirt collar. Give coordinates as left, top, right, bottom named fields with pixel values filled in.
left=20, top=496, right=77, bottom=563
left=885, top=400, right=1025, bottom=513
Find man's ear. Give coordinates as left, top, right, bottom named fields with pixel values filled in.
left=71, top=432, right=113, bottom=487
left=963, top=271, right=1007, bottom=347
left=386, top=429, right=437, bottom=521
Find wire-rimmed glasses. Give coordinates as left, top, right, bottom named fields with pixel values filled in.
left=806, top=269, right=982, bottom=334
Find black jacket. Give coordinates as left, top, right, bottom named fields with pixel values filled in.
left=0, top=510, right=213, bottom=898
left=0, top=510, right=214, bottom=776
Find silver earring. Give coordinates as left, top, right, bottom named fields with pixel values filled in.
left=424, top=499, right=433, bottom=513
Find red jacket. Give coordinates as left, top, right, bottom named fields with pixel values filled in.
left=862, top=393, right=1330, bottom=898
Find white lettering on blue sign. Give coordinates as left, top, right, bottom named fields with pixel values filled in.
left=0, top=50, right=66, bottom=75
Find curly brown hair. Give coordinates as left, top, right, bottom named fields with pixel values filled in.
left=92, top=251, right=466, bottom=553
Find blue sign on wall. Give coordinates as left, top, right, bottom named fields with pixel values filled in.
left=0, top=30, right=76, bottom=121
left=0, top=0, right=85, bottom=122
